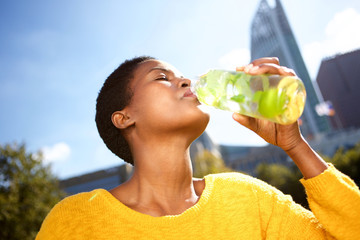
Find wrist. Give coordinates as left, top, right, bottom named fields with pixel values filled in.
left=283, top=136, right=307, bottom=156
left=284, top=137, right=328, bottom=179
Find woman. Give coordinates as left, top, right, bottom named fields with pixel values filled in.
left=36, top=56, right=360, bottom=239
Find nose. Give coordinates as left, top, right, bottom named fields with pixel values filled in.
left=178, top=78, right=191, bottom=88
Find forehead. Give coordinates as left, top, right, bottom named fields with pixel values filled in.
left=132, top=60, right=181, bottom=83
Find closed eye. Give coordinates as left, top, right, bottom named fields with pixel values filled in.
left=155, top=74, right=169, bottom=81
left=157, top=77, right=168, bottom=80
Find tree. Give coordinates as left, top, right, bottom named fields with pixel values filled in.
left=0, top=143, right=65, bottom=240
left=256, top=163, right=308, bottom=208
left=193, top=150, right=234, bottom=178
left=324, top=142, right=360, bottom=185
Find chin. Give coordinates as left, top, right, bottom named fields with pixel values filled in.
left=198, top=105, right=211, bottom=125
left=189, top=110, right=210, bottom=140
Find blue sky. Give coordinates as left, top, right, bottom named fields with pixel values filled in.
left=1, top=0, right=360, bottom=179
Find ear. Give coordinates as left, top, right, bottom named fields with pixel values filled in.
left=111, top=110, right=135, bottom=130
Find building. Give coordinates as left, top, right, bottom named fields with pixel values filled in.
left=60, top=164, right=133, bottom=196
left=221, top=144, right=290, bottom=176
left=222, top=127, right=360, bottom=176
left=308, top=128, right=360, bottom=157
left=250, top=0, right=331, bottom=138
left=316, top=49, right=360, bottom=130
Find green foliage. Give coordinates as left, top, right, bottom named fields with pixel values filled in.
left=256, top=163, right=308, bottom=208
left=325, top=142, right=360, bottom=185
left=0, top=143, right=65, bottom=240
left=193, top=150, right=234, bottom=178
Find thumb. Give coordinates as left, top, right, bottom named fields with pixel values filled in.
left=232, top=113, right=256, bottom=130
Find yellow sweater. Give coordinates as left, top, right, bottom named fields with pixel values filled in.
left=36, top=165, right=360, bottom=240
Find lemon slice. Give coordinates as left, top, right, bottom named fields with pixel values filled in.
left=278, top=91, right=306, bottom=124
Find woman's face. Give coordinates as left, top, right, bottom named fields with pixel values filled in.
left=126, top=59, right=210, bottom=137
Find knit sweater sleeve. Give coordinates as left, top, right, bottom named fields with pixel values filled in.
left=256, top=164, right=360, bottom=240
left=35, top=200, right=65, bottom=240
left=300, top=164, right=360, bottom=239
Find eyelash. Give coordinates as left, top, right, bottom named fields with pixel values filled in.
left=156, top=76, right=169, bottom=81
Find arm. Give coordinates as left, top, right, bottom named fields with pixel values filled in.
left=234, top=57, right=360, bottom=239
left=256, top=165, right=360, bottom=240
left=234, top=57, right=327, bottom=179
left=285, top=136, right=327, bottom=179
left=300, top=165, right=360, bottom=240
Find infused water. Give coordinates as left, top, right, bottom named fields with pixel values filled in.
left=193, top=70, right=306, bottom=125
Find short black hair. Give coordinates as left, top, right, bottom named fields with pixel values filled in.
left=95, top=56, right=155, bottom=165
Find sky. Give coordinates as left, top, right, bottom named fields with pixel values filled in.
left=1, top=0, right=360, bottom=179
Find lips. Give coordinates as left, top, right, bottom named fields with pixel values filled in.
left=183, top=88, right=197, bottom=98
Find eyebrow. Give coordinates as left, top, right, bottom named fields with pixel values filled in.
left=147, top=67, right=171, bottom=74
left=147, top=67, right=184, bottom=78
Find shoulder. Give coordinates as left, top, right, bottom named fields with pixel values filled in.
left=43, top=189, right=104, bottom=220
left=205, top=172, right=263, bottom=186
left=205, top=172, right=284, bottom=196
left=52, top=189, right=105, bottom=213
left=36, top=189, right=108, bottom=239
left=204, top=173, right=298, bottom=214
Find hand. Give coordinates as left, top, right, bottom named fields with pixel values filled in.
left=234, top=58, right=329, bottom=178
left=236, top=57, right=296, bottom=76
left=233, top=57, right=303, bottom=152
left=233, top=113, right=302, bottom=152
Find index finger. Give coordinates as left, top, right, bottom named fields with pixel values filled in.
left=250, top=64, right=296, bottom=76
left=251, top=57, right=280, bottom=66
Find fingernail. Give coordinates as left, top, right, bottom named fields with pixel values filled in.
left=244, top=64, right=253, bottom=72
left=249, top=66, right=259, bottom=73
left=236, top=66, right=244, bottom=71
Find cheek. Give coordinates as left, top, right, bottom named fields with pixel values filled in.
left=132, top=91, right=176, bottom=120
left=131, top=88, right=209, bottom=130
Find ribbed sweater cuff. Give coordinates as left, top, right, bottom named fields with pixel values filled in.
left=299, top=163, right=337, bottom=193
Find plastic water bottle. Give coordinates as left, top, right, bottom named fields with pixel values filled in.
left=192, top=70, right=306, bottom=125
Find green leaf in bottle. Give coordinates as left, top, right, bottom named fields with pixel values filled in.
left=230, top=94, right=246, bottom=103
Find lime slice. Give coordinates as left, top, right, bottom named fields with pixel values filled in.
left=252, top=91, right=263, bottom=102
left=258, top=88, right=287, bottom=118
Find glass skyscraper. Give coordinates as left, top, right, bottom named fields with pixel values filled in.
left=250, top=0, right=331, bottom=137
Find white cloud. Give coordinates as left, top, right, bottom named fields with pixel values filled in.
left=303, top=8, right=360, bottom=79
left=218, top=48, right=250, bottom=70
left=41, top=142, right=71, bottom=164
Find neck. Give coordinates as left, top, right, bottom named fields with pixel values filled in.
left=118, top=136, right=200, bottom=216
